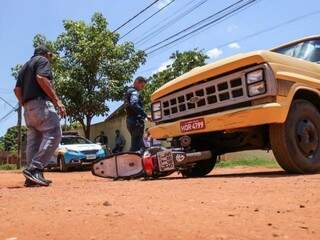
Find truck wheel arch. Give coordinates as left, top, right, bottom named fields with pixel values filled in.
left=292, top=88, right=320, bottom=111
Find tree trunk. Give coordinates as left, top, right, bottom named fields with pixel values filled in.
left=84, top=116, right=92, bottom=139
left=80, top=116, right=92, bottom=139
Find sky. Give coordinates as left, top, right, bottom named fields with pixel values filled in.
left=0, top=0, right=319, bottom=136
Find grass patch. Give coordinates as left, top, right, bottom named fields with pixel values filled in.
left=216, top=158, right=279, bottom=168
left=0, top=164, right=18, bottom=170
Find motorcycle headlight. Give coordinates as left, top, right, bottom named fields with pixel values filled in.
left=248, top=81, right=266, bottom=97
left=246, top=69, right=264, bottom=84
left=152, top=102, right=162, bottom=121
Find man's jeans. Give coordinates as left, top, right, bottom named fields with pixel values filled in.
left=127, top=118, right=144, bottom=152
left=24, top=99, right=62, bottom=170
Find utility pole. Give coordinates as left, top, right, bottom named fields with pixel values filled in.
left=16, top=104, right=22, bottom=169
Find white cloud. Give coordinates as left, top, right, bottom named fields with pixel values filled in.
left=154, top=59, right=173, bottom=73
left=156, top=0, right=173, bottom=9
left=227, top=24, right=239, bottom=33
left=228, top=42, right=240, bottom=49
left=206, top=48, right=223, bottom=59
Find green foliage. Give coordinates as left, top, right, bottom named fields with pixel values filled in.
left=216, top=158, right=279, bottom=168
left=0, top=164, right=17, bottom=171
left=0, top=126, right=27, bottom=154
left=142, top=49, right=208, bottom=109
left=16, top=13, right=146, bottom=138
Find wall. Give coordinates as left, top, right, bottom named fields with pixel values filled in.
left=89, top=112, right=131, bottom=151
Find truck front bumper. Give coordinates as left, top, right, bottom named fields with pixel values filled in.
left=149, top=102, right=287, bottom=139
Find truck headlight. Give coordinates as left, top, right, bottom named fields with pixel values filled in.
left=151, top=102, right=162, bottom=120
left=246, top=69, right=264, bottom=84
left=248, top=81, right=266, bottom=97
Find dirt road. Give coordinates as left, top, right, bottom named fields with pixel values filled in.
left=0, top=167, right=319, bottom=240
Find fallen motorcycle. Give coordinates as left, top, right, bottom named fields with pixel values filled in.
left=91, top=146, right=213, bottom=180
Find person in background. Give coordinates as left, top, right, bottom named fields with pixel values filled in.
left=113, top=129, right=126, bottom=153
left=143, top=128, right=161, bottom=148
left=94, top=131, right=108, bottom=145
left=125, top=76, right=151, bottom=152
left=14, top=45, right=66, bottom=187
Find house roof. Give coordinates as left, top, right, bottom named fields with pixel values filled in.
left=105, top=103, right=125, bottom=121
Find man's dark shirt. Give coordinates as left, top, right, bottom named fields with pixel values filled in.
left=16, top=55, right=53, bottom=104
left=95, top=135, right=108, bottom=145
left=125, top=87, right=147, bottom=122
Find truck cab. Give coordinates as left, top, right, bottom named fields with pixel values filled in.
left=149, top=35, right=320, bottom=176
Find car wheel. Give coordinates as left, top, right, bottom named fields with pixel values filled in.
left=58, top=155, right=69, bottom=172
left=270, top=99, right=320, bottom=173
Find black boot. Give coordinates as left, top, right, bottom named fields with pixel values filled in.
left=24, top=178, right=41, bottom=187
left=39, top=171, right=52, bottom=184
left=23, top=169, right=49, bottom=187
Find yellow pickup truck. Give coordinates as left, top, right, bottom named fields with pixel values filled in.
left=149, top=35, right=320, bottom=176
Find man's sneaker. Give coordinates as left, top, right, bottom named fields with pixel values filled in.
left=39, top=172, right=52, bottom=184
left=24, top=178, right=41, bottom=187
left=22, top=169, right=49, bottom=187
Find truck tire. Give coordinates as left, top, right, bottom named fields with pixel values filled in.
left=59, top=156, right=69, bottom=172
left=270, top=99, right=320, bottom=173
left=181, top=156, right=217, bottom=177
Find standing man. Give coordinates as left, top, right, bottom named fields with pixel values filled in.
left=94, top=131, right=108, bottom=145
left=14, top=45, right=66, bottom=187
left=113, top=129, right=126, bottom=153
left=125, top=76, right=150, bottom=152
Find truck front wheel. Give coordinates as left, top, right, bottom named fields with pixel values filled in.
left=181, top=156, right=217, bottom=177
left=270, top=99, right=320, bottom=173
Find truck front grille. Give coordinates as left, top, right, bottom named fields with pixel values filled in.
left=155, top=64, right=276, bottom=123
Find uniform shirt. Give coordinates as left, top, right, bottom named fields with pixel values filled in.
left=16, top=55, right=53, bottom=104
left=125, top=87, right=147, bottom=121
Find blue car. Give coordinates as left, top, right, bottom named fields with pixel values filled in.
left=49, top=135, right=107, bottom=172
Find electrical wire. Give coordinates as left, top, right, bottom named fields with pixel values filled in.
left=143, top=0, right=252, bottom=52
left=146, top=0, right=257, bottom=55
left=119, top=0, right=176, bottom=40
left=137, top=9, right=320, bottom=75
left=112, top=0, right=161, bottom=33
left=135, top=0, right=207, bottom=46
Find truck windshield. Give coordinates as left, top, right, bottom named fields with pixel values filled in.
left=61, top=136, right=92, bottom=145
left=273, top=39, right=320, bottom=63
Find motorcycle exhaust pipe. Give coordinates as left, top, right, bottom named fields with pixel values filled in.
left=175, top=151, right=212, bottom=165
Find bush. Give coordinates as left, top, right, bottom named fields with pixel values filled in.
left=0, top=164, right=17, bottom=170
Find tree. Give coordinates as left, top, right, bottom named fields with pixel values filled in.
left=0, top=126, right=27, bottom=154
left=142, top=49, right=208, bottom=109
left=13, top=13, right=146, bottom=138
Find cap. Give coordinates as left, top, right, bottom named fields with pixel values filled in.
left=135, top=76, right=147, bottom=83
left=34, top=45, right=51, bottom=56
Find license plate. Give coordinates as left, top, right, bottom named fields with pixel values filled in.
left=157, top=150, right=175, bottom=172
left=180, top=118, right=206, bottom=133
left=86, top=154, right=97, bottom=160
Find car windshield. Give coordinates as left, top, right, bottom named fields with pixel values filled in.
left=61, top=136, right=92, bottom=145
left=273, top=39, right=320, bottom=63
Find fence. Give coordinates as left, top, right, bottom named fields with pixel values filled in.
left=0, top=151, right=26, bottom=166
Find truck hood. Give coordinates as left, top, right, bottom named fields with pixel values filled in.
left=151, top=50, right=280, bottom=101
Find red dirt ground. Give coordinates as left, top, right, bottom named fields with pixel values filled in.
left=0, top=167, right=320, bottom=240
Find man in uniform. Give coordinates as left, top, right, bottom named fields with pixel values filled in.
left=125, top=76, right=150, bottom=152
left=14, top=45, right=66, bottom=187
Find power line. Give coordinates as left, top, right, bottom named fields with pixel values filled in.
left=145, top=0, right=257, bottom=55
left=137, top=9, right=320, bottom=75
left=147, top=0, right=257, bottom=57
left=143, top=0, right=253, bottom=52
left=119, top=0, right=176, bottom=40
left=135, top=0, right=206, bottom=46
left=0, top=96, right=16, bottom=110
left=0, top=107, right=17, bottom=123
left=112, top=0, right=161, bottom=33
left=214, top=10, right=320, bottom=50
